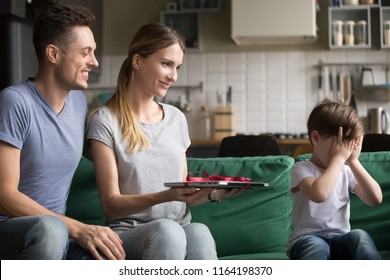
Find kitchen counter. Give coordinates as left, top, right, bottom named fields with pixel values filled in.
left=188, top=138, right=311, bottom=158
left=191, top=138, right=310, bottom=146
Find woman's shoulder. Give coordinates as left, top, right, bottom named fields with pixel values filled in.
left=160, top=102, right=185, bottom=118
left=88, top=105, right=116, bottom=123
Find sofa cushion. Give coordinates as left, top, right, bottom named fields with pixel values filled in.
left=66, top=157, right=105, bottom=226
left=349, top=152, right=390, bottom=254
left=187, top=156, right=294, bottom=259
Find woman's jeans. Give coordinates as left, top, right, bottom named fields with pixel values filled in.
left=288, top=229, right=381, bottom=260
left=67, top=219, right=218, bottom=260
left=0, top=215, right=68, bottom=260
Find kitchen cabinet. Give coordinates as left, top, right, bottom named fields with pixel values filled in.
left=180, top=0, right=220, bottom=12
left=231, top=0, right=317, bottom=45
left=328, top=0, right=390, bottom=49
left=160, top=10, right=201, bottom=51
left=380, top=4, right=390, bottom=48
left=160, top=1, right=220, bottom=51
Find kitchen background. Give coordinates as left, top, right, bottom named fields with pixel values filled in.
left=1, top=0, right=390, bottom=141
left=88, top=0, right=390, bottom=140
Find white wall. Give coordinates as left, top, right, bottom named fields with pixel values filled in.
left=86, top=49, right=390, bottom=139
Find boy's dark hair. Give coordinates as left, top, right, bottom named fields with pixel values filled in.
left=33, top=4, right=96, bottom=62
left=307, top=99, right=364, bottom=143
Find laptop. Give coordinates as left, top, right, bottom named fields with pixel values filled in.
left=164, top=181, right=268, bottom=188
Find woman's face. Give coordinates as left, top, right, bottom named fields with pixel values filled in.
left=135, top=43, right=183, bottom=99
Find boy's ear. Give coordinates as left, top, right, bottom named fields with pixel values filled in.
left=311, top=130, right=320, bottom=145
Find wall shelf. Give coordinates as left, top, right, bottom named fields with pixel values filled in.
left=328, top=0, right=390, bottom=49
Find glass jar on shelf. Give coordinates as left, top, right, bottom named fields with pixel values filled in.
left=343, top=21, right=355, bottom=46
left=355, top=20, right=367, bottom=45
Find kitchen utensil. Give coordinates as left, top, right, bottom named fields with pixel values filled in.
left=339, top=70, right=345, bottom=103
left=329, top=69, right=334, bottom=100
left=367, top=107, right=389, bottom=134
left=336, top=69, right=341, bottom=101
left=324, top=66, right=330, bottom=99
left=349, top=74, right=357, bottom=109
left=361, top=67, right=374, bottom=86
left=344, top=72, right=352, bottom=105
left=317, top=67, right=323, bottom=101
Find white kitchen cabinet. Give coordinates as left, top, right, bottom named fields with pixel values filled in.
left=231, top=0, right=317, bottom=45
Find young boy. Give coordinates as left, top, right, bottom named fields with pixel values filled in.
left=285, top=100, right=382, bottom=260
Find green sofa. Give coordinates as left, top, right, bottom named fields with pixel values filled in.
left=66, top=152, right=390, bottom=260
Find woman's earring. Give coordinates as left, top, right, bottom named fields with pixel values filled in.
left=133, top=64, right=138, bottom=70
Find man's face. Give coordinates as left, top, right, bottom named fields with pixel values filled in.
left=55, top=26, right=98, bottom=90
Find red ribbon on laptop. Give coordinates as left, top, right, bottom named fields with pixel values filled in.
left=186, top=171, right=251, bottom=183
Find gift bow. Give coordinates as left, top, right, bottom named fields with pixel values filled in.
left=186, top=171, right=251, bottom=182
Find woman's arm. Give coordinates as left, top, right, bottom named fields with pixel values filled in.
left=90, top=139, right=208, bottom=220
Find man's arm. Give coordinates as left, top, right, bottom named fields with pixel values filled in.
left=0, top=141, right=125, bottom=260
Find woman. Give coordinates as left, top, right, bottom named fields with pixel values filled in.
left=86, top=23, right=243, bottom=260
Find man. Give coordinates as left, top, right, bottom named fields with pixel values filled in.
left=0, top=4, right=125, bottom=260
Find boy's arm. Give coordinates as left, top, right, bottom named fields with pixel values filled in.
left=347, top=135, right=382, bottom=207
left=299, top=127, right=353, bottom=203
left=299, top=155, right=346, bottom=203
left=349, top=159, right=382, bottom=206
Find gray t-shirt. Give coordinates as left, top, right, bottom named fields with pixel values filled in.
left=86, top=103, right=191, bottom=228
left=0, top=80, right=87, bottom=220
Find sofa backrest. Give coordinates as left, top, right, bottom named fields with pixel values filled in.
left=295, top=152, right=390, bottom=252
left=66, top=157, right=105, bottom=226
left=350, top=152, right=390, bottom=252
left=187, top=156, right=294, bottom=258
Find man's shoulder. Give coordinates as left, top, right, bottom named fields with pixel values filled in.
left=1, top=81, right=31, bottom=95
left=0, top=81, right=32, bottom=106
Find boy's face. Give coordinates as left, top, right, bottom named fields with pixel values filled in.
left=311, top=131, right=336, bottom=169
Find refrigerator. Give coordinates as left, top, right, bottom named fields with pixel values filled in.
left=0, top=13, right=38, bottom=91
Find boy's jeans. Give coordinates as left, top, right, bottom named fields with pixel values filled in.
left=288, top=229, right=381, bottom=260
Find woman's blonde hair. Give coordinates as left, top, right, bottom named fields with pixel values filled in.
left=105, top=23, right=185, bottom=153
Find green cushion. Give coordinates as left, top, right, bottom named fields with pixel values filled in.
left=66, top=157, right=105, bottom=226
left=187, top=156, right=294, bottom=259
left=295, top=152, right=390, bottom=257
left=220, top=252, right=289, bottom=260
left=349, top=152, right=390, bottom=253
